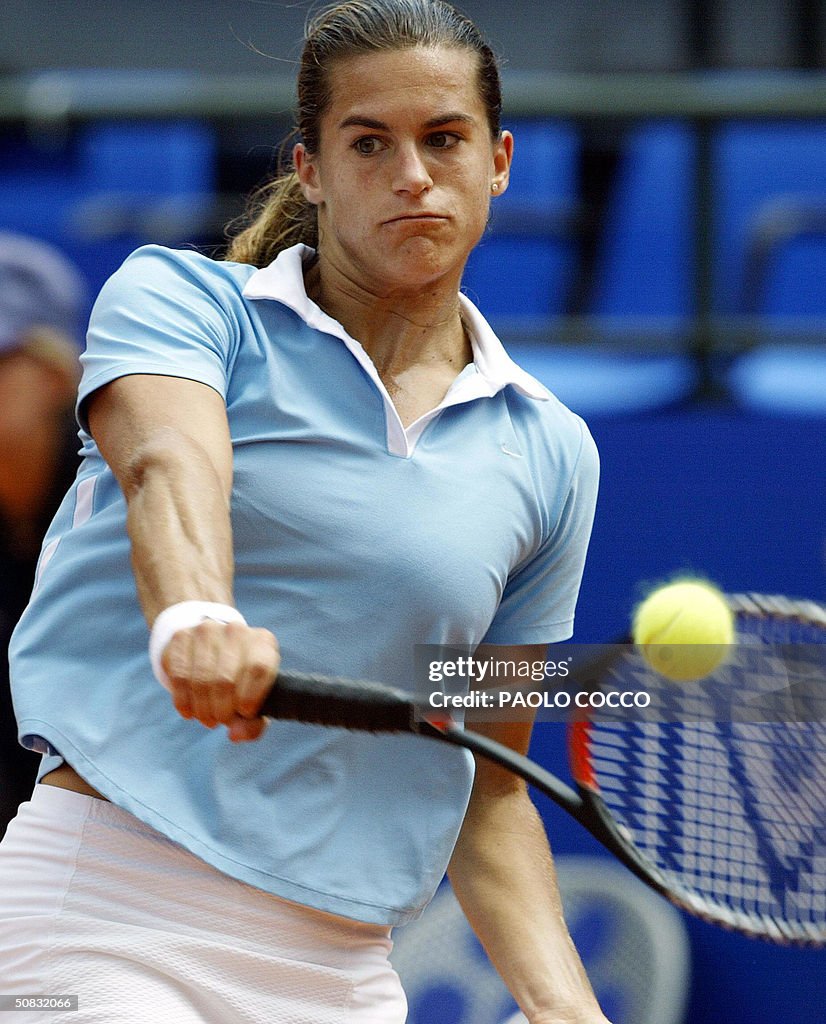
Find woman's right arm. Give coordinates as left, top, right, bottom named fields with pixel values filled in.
left=87, top=373, right=279, bottom=741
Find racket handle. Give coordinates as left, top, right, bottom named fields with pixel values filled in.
left=260, top=670, right=423, bottom=734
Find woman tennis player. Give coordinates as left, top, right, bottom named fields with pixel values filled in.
left=0, top=2, right=607, bottom=1021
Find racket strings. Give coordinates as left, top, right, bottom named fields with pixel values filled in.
left=589, top=719, right=826, bottom=941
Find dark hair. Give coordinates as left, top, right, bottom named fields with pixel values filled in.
left=225, top=0, right=502, bottom=267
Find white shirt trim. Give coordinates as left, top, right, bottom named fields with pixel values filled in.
left=242, top=244, right=549, bottom=457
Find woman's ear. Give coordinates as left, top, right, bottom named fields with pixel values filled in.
left=293, top=143, right=323, bottom=206
left=491, top=130, right=514, bottom=197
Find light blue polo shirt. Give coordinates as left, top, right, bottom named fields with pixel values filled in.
left=10, top=244, right=599, bottom=925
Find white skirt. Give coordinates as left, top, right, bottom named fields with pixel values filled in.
left=0, top=785, right=407, bottom=1024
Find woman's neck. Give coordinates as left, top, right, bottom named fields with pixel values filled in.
left=303, top=256, right=472, bottom=384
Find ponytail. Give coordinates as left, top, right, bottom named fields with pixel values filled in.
left=225, top=171, right=318, bottom=268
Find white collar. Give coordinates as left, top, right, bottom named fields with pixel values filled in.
left=242, top=244, right=548, bottom=457
left=242, top=244, right=549, bottom=402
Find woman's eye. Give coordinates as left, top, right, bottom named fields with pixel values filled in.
left=428, top=132, right=460, bottom=149
left=354, top=137, right=385, bottom=155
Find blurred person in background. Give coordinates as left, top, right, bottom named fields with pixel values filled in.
left=0, top=233, right=84, bottom=834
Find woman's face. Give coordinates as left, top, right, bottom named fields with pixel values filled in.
left=294, top=45, right=512, bottom=298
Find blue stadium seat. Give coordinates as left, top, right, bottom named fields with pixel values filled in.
left=506, top=342, right=698, bottom=417
left=67, top=119, right=217, bottom=294
left=588, top=121, right=696, bottom=322
left=76, top=120, right=214, bottom=196
left=0, top=84, right=216, bottom=301
left=715, top=120, right=826, bottom=414
left=728, top=344, right=826, bottom=416
left=461, top=120, right=580, bottom=321
left=714, top=120, right=826, bottom=316
left=487, top=121, right=698, bottom=417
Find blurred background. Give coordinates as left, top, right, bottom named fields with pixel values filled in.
left=0, top=1, right=824, bottom=1022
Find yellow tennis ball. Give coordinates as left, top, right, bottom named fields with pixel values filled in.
left=632, top=580, right=735, bottom=681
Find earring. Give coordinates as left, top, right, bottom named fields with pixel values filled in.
left=491, top=183, right=499, bottom=193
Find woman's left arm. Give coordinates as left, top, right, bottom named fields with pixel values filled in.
left=447, top=644, right=612, bottom=1024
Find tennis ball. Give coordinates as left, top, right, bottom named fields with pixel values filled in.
left=632, top=580, right=735, bottom=682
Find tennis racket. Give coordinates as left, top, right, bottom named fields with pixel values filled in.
left=260, top=592, right=826, bottom=947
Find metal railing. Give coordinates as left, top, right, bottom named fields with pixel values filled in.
left=2, top=69, right=825, bottom=122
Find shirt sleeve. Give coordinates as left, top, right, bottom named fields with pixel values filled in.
left=482, top=419, right=600, bottom=645
left=77, top=246, right=237, bottom=432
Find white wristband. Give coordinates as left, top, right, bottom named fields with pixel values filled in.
left=149, top=600, right=247, bottom=692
